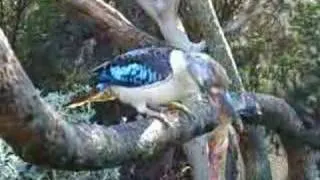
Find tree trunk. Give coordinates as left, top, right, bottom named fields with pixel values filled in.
left=59, top=0, right=164, bottom=50
left=0, top=0, right=318, bottom=179
left=0, top=28, right=222, bottom=169
left=179, top=1, right=246, bottom=179
left=0, top=30, right=317, bottom=173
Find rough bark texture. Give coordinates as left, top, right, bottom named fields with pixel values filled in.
left=239, top=126, right=273, bottom=180
left=0, top=28, right=220, bottom=170
left=50, top=1, right=320, bottom=179
left=0, top=28, right=318, bottom=173
left=248, top=94, right=320, bottom=149
left=179, top=1, right=247, bottom=179
left=59, top=0, right=164, bottom=50
left=247, top=94, right=320, bottom=179
left=0, top=0, right=318, bottom=178
left=180, top=1, right=285, bottom=180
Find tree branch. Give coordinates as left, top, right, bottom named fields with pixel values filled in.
left=246, top=93, right=320, bottom=148
left=0, top=1, right=318, bottom=176
left=0, top=27, right=318, bottom=171
left=55, top=1, right=320, bottom=178
left=181, top=0, right=244, bottom=91
left=0, top=28, right=220, bottom=170
left=244, top=93, right=320, bottom=179
left=58, top=0, right=164, bottom=49
left=179, top=1, right=246, bottom=179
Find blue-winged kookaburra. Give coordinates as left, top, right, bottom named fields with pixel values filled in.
left=66, top=47, right=231, bottom=123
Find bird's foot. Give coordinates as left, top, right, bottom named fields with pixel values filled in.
left=146, top=102, right=194, bottom=120
left=139, top=105, right=172, bottom=126
left=166, top=101, right=195, bottom=119
left=148, top=113, right=171, bottom=127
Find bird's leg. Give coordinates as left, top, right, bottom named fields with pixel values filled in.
left=166, top=101, right=195, bottom=119
left=147, top=102, right=194, bottom=120
left=137, top=105, right=170, bottom=126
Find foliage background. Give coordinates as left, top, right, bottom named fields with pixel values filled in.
left=0, top=0, right=319, bottom=179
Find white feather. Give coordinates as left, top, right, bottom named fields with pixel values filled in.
left=109, top=50, right=199, bottom=110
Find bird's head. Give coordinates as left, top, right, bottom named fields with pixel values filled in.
left=185, top=52, right=239, bottom=122
left=185, top=52, right=231, bottom=93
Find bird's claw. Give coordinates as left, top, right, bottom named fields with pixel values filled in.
left=149, top=113, right=170, bottom=127
left=145, top=102, right=194, bottom=124
left=167, top=101, right=195, bottom=120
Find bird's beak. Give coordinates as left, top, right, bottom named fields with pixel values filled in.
left=207, top=88, right=238, bottom=119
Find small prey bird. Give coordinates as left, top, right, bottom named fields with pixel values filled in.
left=66, top=47, right=231, bottom=123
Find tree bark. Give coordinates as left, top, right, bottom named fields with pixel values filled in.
left=246, top=94, right=320, bottom=180
left=0, top=27, right=219, bottom=170
left=0, top=27, right=318, bottom=172
left=54, top=1, right=320, bottom=179
left=181, top=0, right=244, bottom=91
left=180, top=1, right=287, bottom=180
left=58, top=0, right=164, bottom=50
left=246, top=94, right=320, bottom=148
left=180, top=1, right=246, bottom=179
left=0, top=0, right=316, bottom=178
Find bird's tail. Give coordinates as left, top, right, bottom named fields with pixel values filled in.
left=65, top=88, right=116, bottom=108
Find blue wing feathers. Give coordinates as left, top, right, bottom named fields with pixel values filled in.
left=95, top=47, right=173, bottom=87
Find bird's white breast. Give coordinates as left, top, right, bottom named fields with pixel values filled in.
left=110, top=50, right=200, bottom=107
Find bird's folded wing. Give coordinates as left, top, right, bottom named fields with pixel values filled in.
left=94, top=47, right=174, bottom=87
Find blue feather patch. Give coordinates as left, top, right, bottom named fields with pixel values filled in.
left=94, top=47, right=173, bottom=87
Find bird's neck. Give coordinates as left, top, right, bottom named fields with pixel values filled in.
left=169, top=50, right=188, bottom=74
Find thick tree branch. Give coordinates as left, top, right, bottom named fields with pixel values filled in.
left=245, top=93, right=320, bottom=179
left=179, top=1, right=247, bottom=179
left=0, top=2, right=317, bottom=176
left=55, top=2, right=320, bottom=178
left=58, top=0, right=164, bottom=49
left=0, top=28, right=318, bottom=171
left=0, top=28, right=220, bottom=170
left=246, top=93, right=320, bottom=148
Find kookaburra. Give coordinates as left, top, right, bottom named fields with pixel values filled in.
left=66, top=47, right=231, bottom=123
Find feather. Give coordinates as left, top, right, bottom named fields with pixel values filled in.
left=93, top=47, right=174, bottom=87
